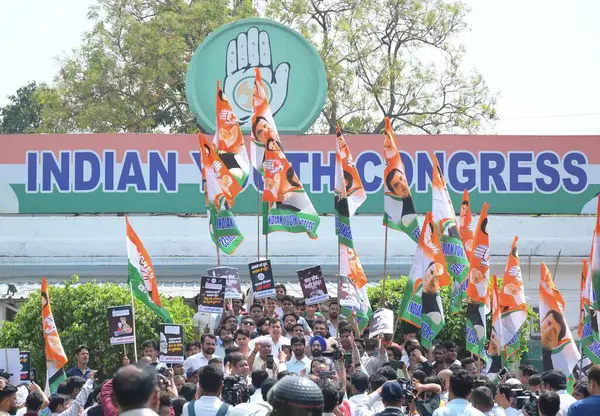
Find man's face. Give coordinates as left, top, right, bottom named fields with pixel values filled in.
left=311, top=342, right=323, bottom=357
left=389, top=170, right=409, bottom=197
left=174, top=377, right=185, bottom=392
left=224, top=316, right=237, bottom=326
left=541, top=313, right=562, bottom=351
left=292, top=341, right=305, bottom=358
left=267, top=299, right=277, bottom=312
left=312, top=362, right=328, bottom=376
left=76, top=349, right=89, bottom=365
left=329, top=304, right=339, bottom=319
left=284, top=316, right=297, bottom=332
left=143, top=347, right=157, bottom=359
left=259, top=342, right=272, bottom=357
left=314, top=323, right=327, bottom=337
left=269, top=321, right=282, bottom=338
left=241, top=320, right=255, bottom=334
left=282, top=300, right=294, bottom=314
left=339, top=331, right=353, bottom=349
left=386, top=349, right=396, bottom=362
left=250, top=307, right=263, bottom=320
left=235, top=334, right=249, bottom=348
left=220, top=329, right=233, bottom=342
left=259, top=323, right=269, bottom=335
left=173, top=364, right=184, bottom=376
left=255, top=119, right=271, bottom=144
left=202, top=338, right=216, bottom=355
left=187, top=345, right=200, bottom=357
left=0, top=393, right=17, bottom=413
left=232, top=299, right=242, bottom=313
left=276, top=287, right=286, bottom=298
left=464, top=362, right=477, bottom=374
left=292, top=325, right=305, bottom=337
left=446, top=348, right=457, bottom=361
left=233, top=359, right=250, bottom=376
left=306, top=305, right=317, bottom=316
left=433, top=348, right=446, bottom=363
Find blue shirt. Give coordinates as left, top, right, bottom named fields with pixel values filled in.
left=65, top=367, right=92, bottom=379
left=567, top=396, right=600, bottom=416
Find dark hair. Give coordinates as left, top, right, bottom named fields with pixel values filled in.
left=444, top=341, right=458, bottom=350
left=208, top=357, right=223, bottom=365
left=329, top=301, right=339, bottom=308
left=343, top=170, right=353, bottom=191
left=256, top=317, right=268, bottom=328
left=386, top=346, right=403, bottom=361
left=425, top=376, right=445, bottom=391
left=230, top=353, right=247, bottom=368
left=65, top=376, right=87, bottom=395
left=528, top=374, right=542, bottom=387
left=26, top=391, right=44, bottom=412
left=321, top=380, right=340, bottom=413
left=498, top=384, right=513, bottom=402
left=171, top=397, right=186, bottom=416
left=56, top=381, right=68, bottom=395
left=268, top=318, right=281, bottom=327
left=141, top=340, right=158, bottom=350
left=178, top=383, right=196, bottom=402
left=385, top=168, right=403, bottom=195
left=310, top=357, right=327, bottom=374
left=282, top=312, right=299, bottom=322
left=252, top=115, right=269, bottom=139
left=235, top=328, right=250, bottom=339
left=588, top=365, right=600, bottom=386
left=113, top=364, right=159, bottom=411
left=74, top=345, right=89, bottom=355
left=542, top=310, right=567, bottom=342
left=198, top=365, right=224, bottom=394
left=574, top=381, right=589, bottom=398
left=538, top=391, right=560, bottom=416
left=285, top=167, right=301, bottom=188
left=433, top=344, right=446, bottom=352
left=449, top=363, right=462, bottom=373
left=351, top=372, right=369, bottom=394
left=200, top=334, right=217, bottom=344
left=275, top=283, right=287, bottom=293
left=290, top=336, right=306, bottom=346
left=281, top=295, right=295, bottom=305
left=250, top=304, right=263, bottom=312
left=449, top=369, right=474, bottom=399
left=338, top=326, right=353, bottom=337
left=412, top=369, right=426, bottom=384
left=541, top=370, right=567, bottom=391
left=159, top=391, right=170, bottom=409
left=472, top=386, right=494, bottom=410
left=261, top=378, right=277, bottom=401
left=377, top=366, right=397, bottom=381
left=461, top=357, right=475, bottom=368
left=292, top=323, right=305, bottom=333
left=369, top=374, right=387, bottom=392
left=49, top=394, right=70, bottom=413
left=519, top=364, right=538, bottom=377
left=277, top=371, right=290, bottom=380
left=251, top=370, right=269, bottom=389
left=185, top=341, right=201, bottom=352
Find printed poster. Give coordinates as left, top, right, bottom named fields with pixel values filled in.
left=159, top=324, right=184, bottom=363
left=248, top=259, right=276, bottom=299
left=107, top=305, right=135, bottom=345
left=199, top=275, right=226, bottom=313
left=297, top=265, right=329, bottom=305
left=207, top=267, right=242, bottom=300
left=19, top=351, right=31, bottom=382
left=368, top=308, right=394, bottom=338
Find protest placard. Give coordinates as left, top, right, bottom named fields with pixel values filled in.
left=248, top=260, right=275, bottom=299
left=297, top=265, right=329, bottom=305
left=199, top=275, right=226, bottom=313
left=207, top=267, right=242, bottom=300
left=107, top=305, right=135, bottom=345
left=338, top=275, right=360, bottom=309
left=19, top=351, right=30, bottom=382
left=159, top=324, right=184, bottom=363
left=368, top=308, right=394, bottom=338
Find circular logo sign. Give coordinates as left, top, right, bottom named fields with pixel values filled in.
left=186, top=18, right=327, bottom=134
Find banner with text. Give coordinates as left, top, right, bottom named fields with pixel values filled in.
left=107, top=306, right=135, bottom=345
left=199, top=275, right=226, bottom=313
left=159, top=324, right=184, bottom=363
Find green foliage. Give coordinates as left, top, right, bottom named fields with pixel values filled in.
left=367, top=276, right=536, bottom=363
left=0, top=81, right=43, bottom=133
left=0, top=277, right=194, bottom=381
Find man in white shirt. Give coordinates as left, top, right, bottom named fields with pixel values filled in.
left=355, top=374, right=387, bottom=416
left=495, top=384, right=520, bottom=416
left=183, top=365, right=231, bottom=416
left=230, top=379, right=276, bottom=416
left=249, top=319, right=290, bottom=356
left=49, top=377, right=95, bottom=416
left=249, top=370, right=269, bottom=404
left=540, top=370, right=576, bottom=416
left=472, top=386, right=506, bottom=416
left=326, top=301, right=342, bottom=339
left=184, top=334, right=220, bottom=376
left=112, top=364, right=161, bottom=416
left=432, top=370, right=484, bottom=416
left=286, top=336, right=312, bottom=375
left=348, top=373, right=369, bottom=415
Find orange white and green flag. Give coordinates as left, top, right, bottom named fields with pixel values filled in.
left=382, top=117, right=420, bottom=243
left=42, top=277, right=68, bottom=395
left=585, top=197, right=600, bottom=362
left=466, top=202, right=490, bottom=359
left=400, top=212, right=449, bottom=350
left=256, top=69, right=320, bottom=238
left=459, top=189, right=474, bottom=260
left=580, top=257, right=600, bottom=364
left=126, top=217, right=173, bottom=323
left=431, top=155, right=469, bottom=315
left=486, top=274, right=504, bottom=370
left=199, top=133, right=244, bottom=255
left=539, top=263, right=580, bottom=376
left=498, top=236, right=528, bottom=360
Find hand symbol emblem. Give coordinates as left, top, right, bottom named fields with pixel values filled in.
left=223, top=27, right=290, bottom=125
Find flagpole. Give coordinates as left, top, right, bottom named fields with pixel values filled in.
left=215, top=239, right=221, bottom=266
left=128, top=281, right=139, bottom=362
left=380, top=226, right=389, bottom=307
left=265, top=203, right=270, bottom=259
left=257, top=185, right=261, bottom=260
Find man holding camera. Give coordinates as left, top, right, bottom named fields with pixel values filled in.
left=432, top=370, right=484, bottom=415
left=374, top=381, right=407, bottom=416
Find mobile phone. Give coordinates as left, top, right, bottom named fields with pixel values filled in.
left=344, top=352, right=353, bottom=366
left=266, top=354, right=274, bottom=370
left=319, top=371, right=335, bottom=378
left=498, top=367, right=508, bottom=377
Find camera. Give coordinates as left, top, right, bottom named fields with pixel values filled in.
left=331, top=346, right=343, bottom=361
left=397, top=377, right=412, bottom=404
left=222, top=375, right=249, bottom=406
left=515, top=390, right=539, bottom=416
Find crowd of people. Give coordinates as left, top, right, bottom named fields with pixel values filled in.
left=1, top=286, right=600, bottom=416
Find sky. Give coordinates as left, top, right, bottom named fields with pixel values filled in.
left=0, top=0, right=599, bottom=135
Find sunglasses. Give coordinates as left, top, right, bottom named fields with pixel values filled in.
left=242, top=321, right=254, bottom=325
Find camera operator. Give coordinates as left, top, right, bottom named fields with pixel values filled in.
left=413, top=376, right=444, bottom=416
left=376, top=380, right=407, bottom=416
left=230, top=378, right=276, bottom=416
left=182, top=365, right=231, bottom=416
left=432, top=369, right=483, bottom=416
left=537, top=391, right=560, bottom=416
left=540, top=371, right=575, bottom=415
left=494, top=383, right=522, bottom=416
left=472, top=386, right=505, bottom=416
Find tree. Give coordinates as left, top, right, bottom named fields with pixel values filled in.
left=37, top=0, right=256, bottom=133
left=367, top=276, right=537, bottom=364
left=268, top=0, right=497, bottom=134
left=0, top=277, right=194, bottom=381
left=0, top=81, right=43, bottom=133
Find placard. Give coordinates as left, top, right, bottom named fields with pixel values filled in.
left=107, top=305, right=135, bottom=345
left=207, top=267, right=242, bottom=300
left=248, top=259, right=276, bottom=299
left=0, top=349, right=21, bottom=385
left=199, top=275, right=226, bottom=313
left=368, top=308, right=394, bottom=338
left=19, top=351, right=31, bottom=382
left=338, top=275, right=360, bottom=309
left=159, top=324, right=184, bottom=363
left=297, top=265, right=329, bottom=305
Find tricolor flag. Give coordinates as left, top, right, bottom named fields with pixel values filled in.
left=579, top=259, right=589, bottom=339
left=466, top=202, right=490, bottom=360
left=400, top=212, right=449, bottom=350
left=41, top=277, right=68, bottom=395
left=382, top=117, right=420, bottom=243
left=459, top=189, right=474, bottom=260
left=431, top=155, right=469, bottom=315
left=335, top=126, right=370, bottom=330
left=486, top=275, right=504, bottom=372
left=539, top=263, right=580, bottom=376
left=126, top=217, right=173, bottom=323
left=199, top=133, right=244, bottom=255
left=580, top=258, right=600, bottom=364
left=498, top=236, right=528, bottom=360
left=589, top=197, right=600, bottom=339
left=256, top=69, right=320, bottom=238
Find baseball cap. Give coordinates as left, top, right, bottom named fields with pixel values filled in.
left=381, top=381, right=404, bottom=402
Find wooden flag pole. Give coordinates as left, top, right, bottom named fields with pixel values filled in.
left=265, top=202, right=270, bottom=259
left=257, top=186, right=261, bottom=260
left=380, top=226, right=389, bottom=307
left=216, top=240, right=221, bottom=266
left=123, top=344, right=127, bottom=361
left=128, top=281, right=139, bottom=362
left=552, top=249, right=562, bottom=281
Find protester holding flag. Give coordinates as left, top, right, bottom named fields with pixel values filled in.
left=382, top=117, right=420, bottom=243
left=539, top=263, right=581, bottom=376
left=431, top=155, right=470, bottom=315
left=41, top=277, right=69, bottom=395
left=465, top=202, right=490, bottom=361
left=126, top=217, right=173, bottom=323
left=459, top=189, right=474, bottom=260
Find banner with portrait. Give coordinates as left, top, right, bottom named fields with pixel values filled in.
left=107, top=305, right=135, bottom=345
left=207, top=267, right=242, bottom=300
left=199, top=275, right=226, bottom=313
left=159, top=324, right=184, bottom=363
left=297, top=265, right=329, bottom=305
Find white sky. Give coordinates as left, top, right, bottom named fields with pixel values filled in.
left=0, top=0, right=599, bottom=135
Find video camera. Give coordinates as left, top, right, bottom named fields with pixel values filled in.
left=513, top=389, right=539, bottom=416
left=222, top=375, right=249, bottom=406
left=397, top=377, right=413, bottom=404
